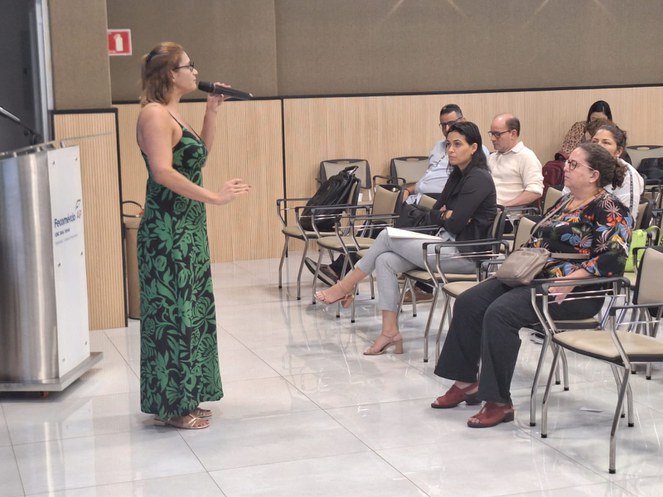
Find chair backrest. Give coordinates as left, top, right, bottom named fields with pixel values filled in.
left=625, top=145, right=663, bottom=170
left=491, top=206, right=507, bottom=241
left=371, top=184, right=403, bottom=216
left=542, top=187, right=563, bottom=214
left=635, top=197, right=653, bottom=230
left=633, top=246, right=663, bottom=305
left=513, top=217, right=537, bottom=250
left=320, top=159, right=372, bottom=194
left=418, top=194, right=437, bottom=210
left=389, top=156, right=429, bottom=184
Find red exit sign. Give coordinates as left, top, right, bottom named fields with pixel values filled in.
left=108, top=29, right=132, bottom=56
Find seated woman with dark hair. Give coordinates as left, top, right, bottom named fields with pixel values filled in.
left=431, top=142, right=632, bottom=428
left=315, top=121, right=497, bottom=355
left=560, top=100, right=613, bottom=157
left=564, top=121, right=643, bottom=218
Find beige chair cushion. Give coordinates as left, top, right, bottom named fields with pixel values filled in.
left=418, top=195, right=437, bottom=210
left=554, top=330, right=663, bottom=363
left=281, top=226, right=323, bottom=239
left=442, top=280, right=479, bottom=298
left=405, top=269, right=475, bottom=284
left=317, top=235, right=374, bottom=251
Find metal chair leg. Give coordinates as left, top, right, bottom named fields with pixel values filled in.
left=560, top=348, right=570, bottom=391
left=421, top=287, right=440, bottom=363
left=278, top=237, right=288, bottom=289
left=530, top=333, right=551, bottom=427
left=541, top=342, right=561, bottom=437
left=609, top=367, right=631, bottom=474
left=435, top=293, right=452, bottom=363
left=296, top=239, right=310, bottom=300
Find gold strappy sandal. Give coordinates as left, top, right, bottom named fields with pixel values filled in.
left=191, top=407, right=212, bottom=418
left=155, top=413, right=209, bottom=430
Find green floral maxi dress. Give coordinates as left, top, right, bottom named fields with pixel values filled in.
left=138, top=126, right=223, bottom=419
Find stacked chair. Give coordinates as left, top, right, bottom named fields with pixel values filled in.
left=309, top=184, right=403, bottom=322
left=319, top=159, right=372, bottom=202
left=276, top=178, right=360, bottom=300
left=373, top=156, right=429, bottom=188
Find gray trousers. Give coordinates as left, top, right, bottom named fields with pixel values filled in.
left=355, top=230, right=475, bottom=312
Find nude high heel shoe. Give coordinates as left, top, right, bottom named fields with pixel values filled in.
left=315, top=281, right=355, bottom=308
left=363, top=333, right=404, bottom=355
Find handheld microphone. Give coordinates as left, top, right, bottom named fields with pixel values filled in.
left=197, top=81, right=253, bottom=100
left=0, top=106, right=21, bottom=124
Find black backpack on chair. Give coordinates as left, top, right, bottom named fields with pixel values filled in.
left=299, top=166, right=360, bottom=231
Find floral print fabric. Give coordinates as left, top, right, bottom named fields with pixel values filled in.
left=529, top=192, right=633, bottom=279
left=138, top=128, right=222, bottom=419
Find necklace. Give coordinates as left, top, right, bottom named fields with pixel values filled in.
left=566, top=190, right=601, bottom=211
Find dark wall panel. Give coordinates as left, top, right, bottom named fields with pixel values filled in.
left=274, top=0, right=663, bottom=96
left=49, top=0, right=111, bottom=109
left=103, top=1, right=663, bottom=99
left=106, top=0, right=278, bottom=101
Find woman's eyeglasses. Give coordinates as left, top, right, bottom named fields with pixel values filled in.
left=174, top=61, right=195, bottom=72
left=565, top=159, right=595, bottom=172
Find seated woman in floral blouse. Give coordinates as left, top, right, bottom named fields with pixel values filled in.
left=431, top=142, right=632, bottom=429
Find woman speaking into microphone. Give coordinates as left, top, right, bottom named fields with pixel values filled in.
left=136, top=42, right=250, bottom=430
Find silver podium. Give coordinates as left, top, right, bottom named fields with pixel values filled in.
left=0, top=142, right=102, bottom=392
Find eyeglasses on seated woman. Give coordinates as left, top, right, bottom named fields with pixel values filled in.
left=430, top=142, right=632, bottom=429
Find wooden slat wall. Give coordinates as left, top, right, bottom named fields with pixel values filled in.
left=116, top=99, right=284, bottom=262
left=57, top=86, right=662, bottom=326
left=283, top=86, right=663, bottom=198
left=115, top=86, right=663, bottom=259
left=52, top=112, right=125, bottom=330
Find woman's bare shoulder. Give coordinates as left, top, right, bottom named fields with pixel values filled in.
left=138, top=102, right=169, bottom=122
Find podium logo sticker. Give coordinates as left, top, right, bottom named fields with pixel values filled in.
left=53, top=199, right=83, bottom=243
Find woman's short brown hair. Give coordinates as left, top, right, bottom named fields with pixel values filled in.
left=140, top=42, right=184, bottom=105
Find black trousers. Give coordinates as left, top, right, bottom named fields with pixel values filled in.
left=434, top=277, right=602, bottom=404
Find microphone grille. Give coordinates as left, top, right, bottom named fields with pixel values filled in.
left=197, top=81, right=214, bottom=92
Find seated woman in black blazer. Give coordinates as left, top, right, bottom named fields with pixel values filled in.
left=315, top=121, right=497, bottom=356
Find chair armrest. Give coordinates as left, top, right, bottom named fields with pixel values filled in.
left=529, top=276, right=629, bottom=336
left=504, top=205, right=541, bottom=217
left=305, top=204, right=369, bottom=237
left=276, top=196, right=312, bottom=226
left=373, top=174, right=405, bottom=186
left=417, top=238, right=504, bottom=284
left=536, top=275, right=629, bottom=294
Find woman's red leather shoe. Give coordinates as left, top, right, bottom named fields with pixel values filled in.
left=467, top=402, right=514, bottom=428
left=431, top=383, right=480, bottom=409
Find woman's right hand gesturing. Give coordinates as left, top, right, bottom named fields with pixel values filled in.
left=215, top=178, right=251, bottom=205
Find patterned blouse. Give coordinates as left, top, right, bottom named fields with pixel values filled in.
left=528, top=191, right=633, bottom=278
left=560, top=121, right=587, bottom=156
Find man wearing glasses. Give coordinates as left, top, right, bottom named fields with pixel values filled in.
left=403, top=104, right=490, bottom=205
left=487, top=113, right=543, bottom=208
left=306, top=104, right=488, bottom=291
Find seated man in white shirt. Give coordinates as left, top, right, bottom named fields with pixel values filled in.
left=487, top=114, right=544, bottom=208
left=404, top=104, right=490, bottom=205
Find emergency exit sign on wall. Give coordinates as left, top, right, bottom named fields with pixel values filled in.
left=108, top=29, right=132, bottom=56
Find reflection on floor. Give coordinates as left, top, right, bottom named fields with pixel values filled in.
left=2, top=255, right=663, bottom=496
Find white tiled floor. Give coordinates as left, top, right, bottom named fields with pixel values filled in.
left=2, top=254, right=663, bottom=496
